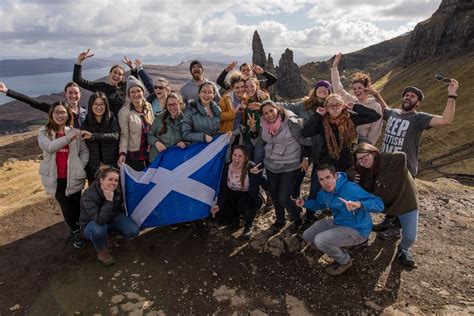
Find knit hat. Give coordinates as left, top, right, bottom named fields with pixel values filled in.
left=190, top=60, right=203, bottom=73
left=126, top=76, right=145, bottom=96
left=315, top=80, right=332, bottom=92
left=403, top=86, right=424, bottom=102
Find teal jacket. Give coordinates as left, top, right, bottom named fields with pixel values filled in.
left=304, top=172, right=384, bottom=238
left=147, top=112, right=184, bottom=162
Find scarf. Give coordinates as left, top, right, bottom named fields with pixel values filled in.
left=262, top=114, right=283, bottom=136
left=323, top=110, right=358, bottom=160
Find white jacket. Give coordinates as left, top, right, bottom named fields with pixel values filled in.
left=38, top=126, right=89, bottom=196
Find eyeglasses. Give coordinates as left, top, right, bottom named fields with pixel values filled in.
left=93, top=103, right=106, bottom=108
left=326, top=103, right=343, bottom=109
left=53, top=111, right=68, bottom=116
left=356, top=153, right=371, bottom=162
left=154, top=85, right=166, bottom=90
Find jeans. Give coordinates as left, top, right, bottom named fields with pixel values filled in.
left=266, top=168, right=301, bottom=223
left=398, top=209, right=418, bottom=251
left=83, top=212, right=140, bottom=250
left=303, top=218, right=366, bottom=264
left=55, top=178, right=81, bottom=232
left=243, top=140, right=264, bottom=165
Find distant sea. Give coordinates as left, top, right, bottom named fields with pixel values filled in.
left=0, top=67, right=112, bottom=106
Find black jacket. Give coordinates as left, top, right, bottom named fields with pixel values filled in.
left=302, top=104, right=381, bottom=171
left=80, top=182, right=125, bottom=227
left=73, top=64, right=138, bottom=116
left=217, top=161, right=264, bottom=208
left=81, top=115, right=120, bottom=172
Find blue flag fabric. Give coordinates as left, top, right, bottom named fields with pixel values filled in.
left=121, top=135, right=229, bottom=228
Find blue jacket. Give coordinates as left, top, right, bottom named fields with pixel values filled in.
left=304, top=172, right=384, bottom=238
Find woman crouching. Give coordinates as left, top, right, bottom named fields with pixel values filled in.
left=80, top=166, right=140, bottom=266
left=211, top=145, right=264, bottom=239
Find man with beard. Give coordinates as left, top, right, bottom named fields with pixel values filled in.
left=368, top=80, right=459, bottom=238
left=180, top=60, right=221, bottom=106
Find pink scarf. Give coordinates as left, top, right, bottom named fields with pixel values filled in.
left=262, top=114, right=283, bottom=136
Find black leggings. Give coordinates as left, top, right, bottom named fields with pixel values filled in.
left=55, top=178, right=81, bottom=232
left=216, top=190, right=262, bottom=225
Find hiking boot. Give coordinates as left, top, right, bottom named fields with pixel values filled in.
left=325, top=259, right=353, bottom=275
left=378, top=227, right=401, bottom=240
left=71, top=230, right=85, bottom=249
left=97, top=249, right=115, bottom=266
left=372, top=216, right=395, bottom=232
left=269, top=221, right=285, bottom=233
left=242, top=223, right=254, bottom=240
left=397, top=248, right=415, bottom=267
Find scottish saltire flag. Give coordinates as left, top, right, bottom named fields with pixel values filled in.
left=121, top=135, right=229, bottom=228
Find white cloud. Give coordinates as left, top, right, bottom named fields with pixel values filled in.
left=0, top=0, right=442, bottom=60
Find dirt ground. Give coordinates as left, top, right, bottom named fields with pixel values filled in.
left=0, top=131, right=473, bottom=315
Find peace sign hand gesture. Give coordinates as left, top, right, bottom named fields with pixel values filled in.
left=248, top=113, right=257, bottom=132
left=121, top=56, right=135, bottom=69
left=252, top=64, right=264, bottom=74
left=225, top=61, right=238, bottom=72
left=77, top=49, right=94, bottom=64
left=249, top=163, right=263, bottom=174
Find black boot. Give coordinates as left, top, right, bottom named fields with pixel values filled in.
left=242, top=222, right=254, bottom=240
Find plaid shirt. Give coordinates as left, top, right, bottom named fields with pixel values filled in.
left=127, top=114, right=150, bottom=161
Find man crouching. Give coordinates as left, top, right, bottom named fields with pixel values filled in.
left=295, top=164, right=384, bottom=275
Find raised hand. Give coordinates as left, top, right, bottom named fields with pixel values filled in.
left=252, top=64, right=264, bottom=74
left=333, top=53, right=342, bottom=68
left=77, top=49, right=94, bottom=64
left=135, top=59, right=143, bottom=68
left=448, top=79, right=459, bottom=96
left=345, top=102, right=354, bottom=111
left=121, top=56, right=134, bottom=69
left=248, top=113, right=257, bottom=131
left=225, top=61, right=238, bottom=72
left=338, top=197, right=361, bottom=212
left=0, top=82, right=7, bottom=94
left=248, top=102, right=261, bottom=111
left=249, top=163, right=263, bottom=174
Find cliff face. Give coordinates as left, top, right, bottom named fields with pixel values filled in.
left=402, top=0, right=474, bottom=65
left=276, top=49, right=307, bottom=99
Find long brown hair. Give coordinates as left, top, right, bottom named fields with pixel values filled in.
left=45, top=102, right=74, bottom=139
left=259, top=100, right=287, bottom=121
left=303, top=88, right=326, bottom=110
left=231, top=145, right=250, bottom=190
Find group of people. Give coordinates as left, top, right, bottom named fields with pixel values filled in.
left=0, top=50, right=459, bottom=273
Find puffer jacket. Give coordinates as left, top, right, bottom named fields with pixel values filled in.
left=38, top=126, right=89, bottom=196
left=81, top=115, right=120, bottom=172
left=79, top=181, right=125, bottom=227
left=182, top=100, right=221, bottom=143
left=147, top=111, right=185, bottom=162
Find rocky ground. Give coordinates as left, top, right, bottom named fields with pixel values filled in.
left=0, top=131, right=473, bottom=315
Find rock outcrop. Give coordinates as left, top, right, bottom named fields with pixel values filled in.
left=251, top=31, right=267, bottom=68
left=276, top=49, right=307, bottom=99
left=402, top=0, right=474, bottom=65
left=265, top=53, right=278, bottom=98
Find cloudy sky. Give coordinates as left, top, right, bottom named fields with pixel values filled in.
left=0, top=0, right=442, bottom=61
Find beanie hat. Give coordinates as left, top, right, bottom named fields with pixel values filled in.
left=190, top=60, right=203, bottom=73
left=403, top=86, right=424, bottom=102
left=126, top=76, right=145, bottom=96
left=315, top=80, right=332, bottom=92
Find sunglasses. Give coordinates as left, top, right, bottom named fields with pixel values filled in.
left=154, top=85, right=166, bottom=90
